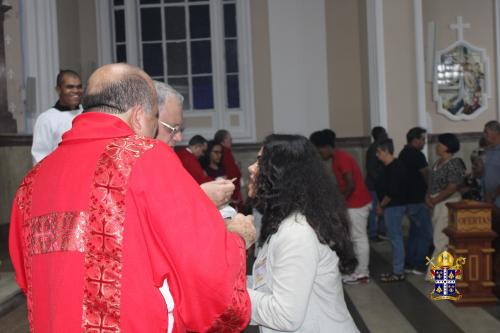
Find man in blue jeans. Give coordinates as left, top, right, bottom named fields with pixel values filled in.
left=399, top=127, right=433, bottom=275
left=376, top=138, right=409, bottom=282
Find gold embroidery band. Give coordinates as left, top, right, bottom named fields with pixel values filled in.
left=81, top=136, right=155, bottom=332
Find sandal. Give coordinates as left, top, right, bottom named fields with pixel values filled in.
left=380, top=272, right=405, bottom=283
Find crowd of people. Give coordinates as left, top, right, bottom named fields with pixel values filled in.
left=364, top=123, right=500, bottom=284
left=10, top=64, right=500, bottom=332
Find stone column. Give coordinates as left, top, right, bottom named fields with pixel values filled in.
left=0, top=4, right=17, bottom=133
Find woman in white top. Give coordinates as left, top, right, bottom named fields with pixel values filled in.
left=247, top=134, right=359, bottom=333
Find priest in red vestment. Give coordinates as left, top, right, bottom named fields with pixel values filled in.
left=214, top=130, right=243, bottom=211
left=9, top=63, right=255, bottom=333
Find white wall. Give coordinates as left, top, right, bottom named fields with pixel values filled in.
left=267, top=0, right=330, bottom=136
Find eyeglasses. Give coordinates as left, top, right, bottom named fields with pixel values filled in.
left=158, top=120, right=184, bottom=138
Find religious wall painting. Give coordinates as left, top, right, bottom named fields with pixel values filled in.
left=433, top=17, right=490, bottom=121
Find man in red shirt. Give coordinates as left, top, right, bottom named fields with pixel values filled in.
left=310, top=129, right=372, bottom=284
left=10, top=63, right=255, bottom=332
left=176, top=135, right=214, bottom=185
left=214, top=129, right=243, bottom=211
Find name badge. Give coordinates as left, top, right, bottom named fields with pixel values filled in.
left=253, top=257, right=267, bottom=289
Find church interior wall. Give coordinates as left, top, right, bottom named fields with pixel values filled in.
left=76, top=0, right=98, bottom=82
left=326, top=0, right=368, bottom=138
left=383, top=0, right=419, bottom=153
left=251, top=0, right=274, bottom=141
left=57, top=0, right=98, bottom=84
left=56, top=0, right=81, bottom=77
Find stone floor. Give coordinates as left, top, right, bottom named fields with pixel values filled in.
left=1, top=238, right=500, bottom=332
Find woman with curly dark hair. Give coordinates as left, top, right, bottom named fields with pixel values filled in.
left=247, top=134, right=359, bottom=333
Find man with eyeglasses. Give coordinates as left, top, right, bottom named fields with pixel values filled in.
left=153, top=81, right=250, bottom=332
left=154, top=81, right=236, bottom=208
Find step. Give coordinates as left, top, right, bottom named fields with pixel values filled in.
left=0, top=272, right=23, bottom=317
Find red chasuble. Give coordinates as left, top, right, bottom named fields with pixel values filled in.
left=221, top=147, right=243, bottom=211
left=176, top=147, right=213, bottom=185
left=9, top=112, right=250, bottom=333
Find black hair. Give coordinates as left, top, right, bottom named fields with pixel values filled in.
left=406, top=127, right=427, bottom=143
left=56, top=70, right=81, bottom=87
left=254, top=134, right=357, bottom=274
left=214, top=129, right=230, bottom=145
left=375, top=138, right=394, bottom=155
left=309, top=129, right=336, bottom=149
left=200, top=140, right=223, bottom=170
left=82, top=74, right=154, bottom=115
left=188, top=135, right=207, bottom=147
left=438, top=133, right=460, bottom=154
left=371, top=126, right=388, bottom=142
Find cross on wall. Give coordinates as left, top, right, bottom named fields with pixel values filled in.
left=450, top=16, right=470, bottom=42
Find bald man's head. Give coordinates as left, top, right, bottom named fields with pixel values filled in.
left=82, top=63, right=159, bottom=137
left=82, top=63, right=157, bottom=115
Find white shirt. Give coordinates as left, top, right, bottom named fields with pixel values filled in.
left=31, top=106, right=82, bottom=163
left=248, top=213, right=359, bottom=333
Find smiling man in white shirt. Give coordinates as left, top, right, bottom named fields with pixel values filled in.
left=31, top=70, right=83, bottom=164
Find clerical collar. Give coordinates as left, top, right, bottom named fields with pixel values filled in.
left=54, top=100, right=80, bottom=111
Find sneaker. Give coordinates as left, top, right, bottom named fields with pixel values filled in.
left=380, top=272, right=405, bottom=283
left=342, top=274, right=370, bottom=285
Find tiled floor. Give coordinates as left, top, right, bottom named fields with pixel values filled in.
left=1, top=239, right=499, bottom=332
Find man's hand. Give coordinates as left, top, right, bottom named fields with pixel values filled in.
left=201, top=179, right=235, bottom=208
left=226, top=213, right=256, bottom=249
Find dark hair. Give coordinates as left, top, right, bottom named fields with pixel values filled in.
left=188, top=134, right=207, bottom=147
left=371, top=126, right=388, bottom=142
left=406, top=127, right=427, bottom=143
left=200, top=140, right=223, bottom=170
left=438, top=133, right=460, bottom=154
left=375, top=138, right=394, bottom=155
left=254, top=134, right=357, bottom=274
left=484, top=120, right=500, bottom=133
left=57, top=70, right=81, bottom=87
left=82, top=74, right=154, bottom=115
left=214, top=129, right=230, bottom=144
left=309, top=129, right=336, bottom=149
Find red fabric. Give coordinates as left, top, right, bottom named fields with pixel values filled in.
left=221, top=147, right=243, bottom=211
left=176, top=147, right=213, bottom=185
left=332, top=149, right=372, bottom=208
left=9, top=112, right=250, bottom=333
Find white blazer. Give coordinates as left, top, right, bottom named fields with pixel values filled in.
left=248, top=213, right=359, bottom=333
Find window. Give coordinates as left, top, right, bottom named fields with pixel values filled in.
left=112, top=0, right=127, bottom=62
left=106, top=0, right=255, bottom=142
